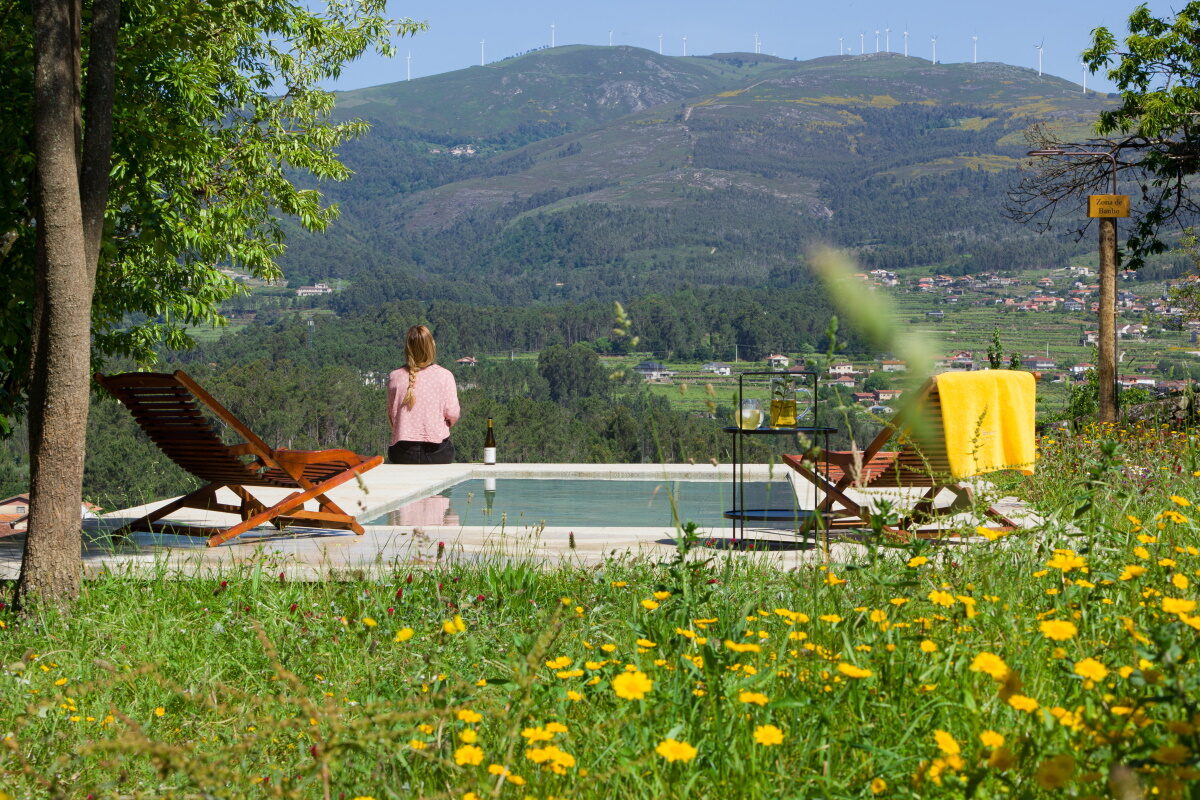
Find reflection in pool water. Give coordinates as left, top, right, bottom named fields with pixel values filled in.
left=369, top=478, right=798, bottom=529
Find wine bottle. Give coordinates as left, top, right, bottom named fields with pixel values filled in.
left=483, top=477, right=496, bottom=515
left=483, top=417, right=496, bottom=465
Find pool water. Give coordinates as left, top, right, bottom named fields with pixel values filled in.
left=366, top=479, right=802, bottom=529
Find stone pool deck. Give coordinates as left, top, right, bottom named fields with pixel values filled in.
left=0, top=464, right=1039, bottom=579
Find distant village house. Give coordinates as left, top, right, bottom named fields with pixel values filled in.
left=633, top=361, right=674, bottom=381
left=295, top=282, right=334, bottom=297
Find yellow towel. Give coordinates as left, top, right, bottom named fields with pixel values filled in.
left=934, top=370, right=1037, bottom=478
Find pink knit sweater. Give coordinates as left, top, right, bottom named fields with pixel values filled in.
left=387, top=364, right=460, bottom=445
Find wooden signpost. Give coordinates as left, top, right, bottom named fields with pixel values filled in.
left=1089, top=194, right=1128, bottom=422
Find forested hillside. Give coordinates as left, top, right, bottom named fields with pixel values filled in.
left=279, top=47, right=1110, bottom=296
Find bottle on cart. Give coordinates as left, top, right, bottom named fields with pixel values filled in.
left=483, top=417, right=496, bottom=465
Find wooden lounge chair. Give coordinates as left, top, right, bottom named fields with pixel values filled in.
left=783, top=373, right=1031, bottom=536
left=96, top=370, right=383, bottom=546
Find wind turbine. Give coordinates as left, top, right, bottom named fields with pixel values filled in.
left=972, top=34, right=978, bottom=63
left=859, top=31, right=865, bottom=54
left=658, top=33, right=663, bottom=54
left=885, top=27, right=891, bottom=52
left=875, top=30, right=880, bottom=53
left=931, top=35, right=937, bottom=64
left=608, top=29, right=613, bottom=46
left=550, top=22, right=556, bottom=48
left=406, top=50, right=411, bottom=81
left=1082, top=61, right=1088, bottom=93
left=838, top=36, right=844, bottom=55
left=480, top=39, right=485, bottom=66
left=682, top=34, right=688, bottom=56
left=1035, top=39, right=1044, bottom=76
left=903, top=26, right=909, bottom=57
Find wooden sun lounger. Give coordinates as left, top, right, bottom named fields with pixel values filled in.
left=783, top=377, right=1019, bottom=537
left=96, top=370, right=383, bottom=546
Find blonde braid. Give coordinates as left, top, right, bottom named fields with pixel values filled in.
left=402, top=366, right=421, bottom=410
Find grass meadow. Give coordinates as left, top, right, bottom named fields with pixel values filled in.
left=2, top=422, right=1200, bottom=799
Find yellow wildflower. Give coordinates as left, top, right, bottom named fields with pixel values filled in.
left=454, top=744, right=484, bottom=766
left=754, top=724, right=784, bottom=746
left=969, top=652, right=1009, bottom=680
left=927, top=590, right=955, bottom=607
left=1045, top=550, right=1086, bottom=573
left=837, top=663, right=873, bottom=679
left=521, top=727, right=553, bottom=742
left=979, top=730, right=1004, bottom=749
left=655, top=738, right=698, bottom=763
left=1120, top=565, right=1147, bottom=580
left=1074, top=657, right=1108, bottom=682
left=1039, top=619, right=1077, bottom=641
left=933, top=729, right=960, bottom=756
left=1163, top=597, right=1198, bottom=615
left=1007, top=694, right=1039, bottom=713
left=611, top=670, right=653, bottom=700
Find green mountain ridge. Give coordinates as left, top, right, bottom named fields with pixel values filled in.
left=280, top=46, right=1116, bottom=306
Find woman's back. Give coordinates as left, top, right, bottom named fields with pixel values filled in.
left=387, top=363, right=459, bottom=445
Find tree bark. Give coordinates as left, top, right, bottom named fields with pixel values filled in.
left=80, top=0, right=119, bottom=264
left=16, top=0, right=117, bottom=609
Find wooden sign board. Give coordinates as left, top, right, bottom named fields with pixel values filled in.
left=1088, top=194, right=1129, bottom=218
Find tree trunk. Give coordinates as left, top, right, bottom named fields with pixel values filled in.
left=16, top=0, right=118, bottom=609
left=80, top=0, right=119, bottom=264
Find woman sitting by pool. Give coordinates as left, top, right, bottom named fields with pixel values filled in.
left=387, top=325, right=460, bottom=464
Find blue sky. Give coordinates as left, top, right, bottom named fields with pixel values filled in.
left=328, top=0, right=1175, bottom=92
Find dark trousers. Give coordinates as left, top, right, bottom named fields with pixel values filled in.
left=388, top=438, right=455, bottom=465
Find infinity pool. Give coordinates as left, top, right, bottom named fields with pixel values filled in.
left=365, top=479, right=802, bottom=529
